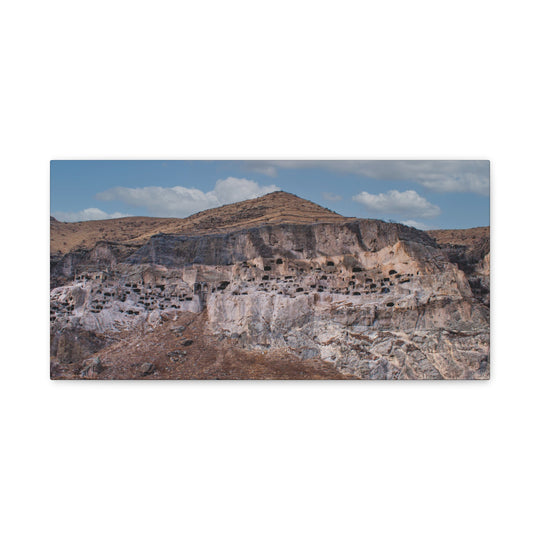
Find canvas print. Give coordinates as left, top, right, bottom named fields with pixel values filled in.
left=50, top=160, right=490, bottom=380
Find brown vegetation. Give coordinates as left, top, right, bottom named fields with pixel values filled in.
left=51, top=191, right=351, bottom=254
left=426, top=226, right=489, bottom=248
left=51, top=312, right=353, bottom=380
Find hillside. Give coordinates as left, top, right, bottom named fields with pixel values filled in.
left=51, top=191, right=350, bottom=254
left=50, top=215, right=172, bottom=255
left=50, top=191, right=490, bottom=380
left=427, top=226, right=489, bottom=250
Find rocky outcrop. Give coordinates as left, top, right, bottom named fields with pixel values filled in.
left=427, top=227, right=490, bottom=307
left=50, top=213, right=489, bottom=379
left=126, top=220, right=440, bottom=267
left=50, top=241, right=142, bottom=288
left=50, top=327, right=110, bottom=364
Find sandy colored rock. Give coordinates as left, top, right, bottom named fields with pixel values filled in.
left=50, top=192, right=490, bottom=380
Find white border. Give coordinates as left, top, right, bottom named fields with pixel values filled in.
left=2, top=1, right=539, bottom=539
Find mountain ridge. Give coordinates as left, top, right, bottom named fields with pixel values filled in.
left=51, top=191, right=352, bottom=254
left=51, top=190, right=489, bottom=255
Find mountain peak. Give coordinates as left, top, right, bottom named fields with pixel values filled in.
left=50, top=191, right=350, bottom=254
left=174, top=190, right=348, bottom=234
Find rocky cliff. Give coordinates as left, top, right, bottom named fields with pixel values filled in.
left=428, top=227, right=490, bottom=306
left=50, top=192, right=490, bottom=380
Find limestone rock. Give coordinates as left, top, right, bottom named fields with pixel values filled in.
left=50, top=192, right=490, bottom=380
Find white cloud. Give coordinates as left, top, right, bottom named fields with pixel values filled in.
left=52, top=208, right=131, bottom=222
left=322, top=192, right=342, bottom=202
left=352, top=190, right=441, bottom=218
left=401, top=219, right=429, bottom=230
left=414, top=172, right=488, bottom=194
left=96, top=177, right=280, bottom=218
left=212, top=177, right=279, bottom=204
left=248, top=160, right=489, bottom=195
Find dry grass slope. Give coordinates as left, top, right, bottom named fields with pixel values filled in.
left=51, top=312, right=353, bottom=380
left=51, top=191, right=352, bottom=254
left=427, top=226, right=489, bottom=248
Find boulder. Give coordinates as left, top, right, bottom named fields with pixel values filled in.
left=140, top=362, right=155, bottom=375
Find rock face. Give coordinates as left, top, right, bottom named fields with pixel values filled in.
left=428, top=227, right=490, bottom=307
left=50, top=241, right=141, bottom=289
left=50, top=192, right=490, bottom=380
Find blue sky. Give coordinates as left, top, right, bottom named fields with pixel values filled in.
left=50, top=160, right=490, bottom=230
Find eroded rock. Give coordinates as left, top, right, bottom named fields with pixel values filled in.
left=50, top=194, right=490, bottom=380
